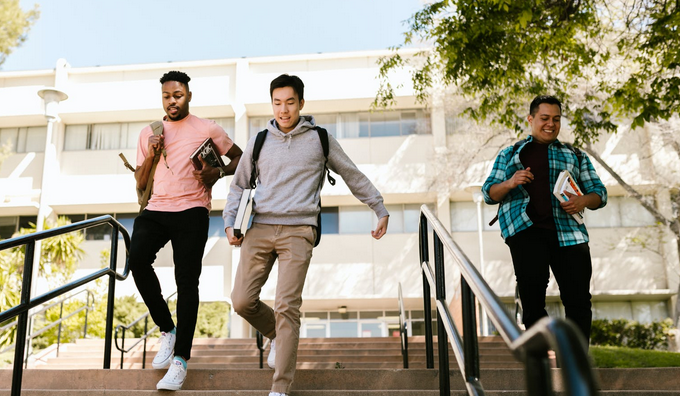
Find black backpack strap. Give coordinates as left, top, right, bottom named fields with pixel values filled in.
left=250, top=129, right=268, bottom=189
left=563, top=142, right=583, bottom=167
left=489, top=139, right=526, bottom=226
left=314, top=126, right=336, bottom=186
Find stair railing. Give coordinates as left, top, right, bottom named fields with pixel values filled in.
left=0, top=289, right=95, bottom=366
left=418, top=205, right=598, bottom=396
left=0, top=215, right=130, bottom=396
left=113, top=291, right=177, bottom=369
left=255, top=330, right=270, bottom=369
left=398, top=282, right=408, bottom=368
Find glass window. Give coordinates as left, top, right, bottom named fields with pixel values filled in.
left=358, top=113, right=370, bottom=138
left=401, top=112, right=417, bottom=135
left=115, top=213, right=137, bottom=237
left=403, top=204, right=421, bottom=233
left=249, top=117, right=269, bottom=139
left=18, top=216, right=37, bottom=230
left=360, top=322, right=382, bottom=337
left=359, top=311, right=382, bottom=319
left=0, top=217, right=17, bottom=239
left=0, top=128, right=18, bottom=151
left=620, top=197, right=656, bottom=227
left=370, top=112, right=401, bottom=137
left=314, top=114, right=338, bottom=138
left=211, top=118, right=236, bottom=140
left=450, top=201, right=478, bottom=232
left=305, top=323, right=327, bottom=337
left=584, top=197, right=621, bottom=228
left=320, top=207, right=339, bottom=234
left=339, top=113, right=360, bottom=138
left=64, top=125, right=89, bottom=150
left=125, top=122, right=149, bottom=149
left=85, top=214, right=111, bottom=241
left=330, top=321, right=358, bottom=337
left=385, top=204, right=404, bottom=233
left=305, top=312, right=328, bottom=320
left=339, top=207, right=372, bottom=234
left=330, top=311, right=358, bottom=320
left=90, top=123, right=121, bottom=150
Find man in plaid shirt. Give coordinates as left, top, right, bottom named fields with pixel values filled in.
left=482, top=95, right=607, bottom=343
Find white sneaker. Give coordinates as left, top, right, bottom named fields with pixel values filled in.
left=267, top=338, right=276, bottom=369
left=152, top=331, right=176, bottom=369
left=269, top=393, right=288, bottom=396
left=156, top=358, right=187, bottom=391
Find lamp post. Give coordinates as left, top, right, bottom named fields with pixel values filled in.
left=33, top=87, right=68, bottom=288
left=465, top=183, right=489, bottom=336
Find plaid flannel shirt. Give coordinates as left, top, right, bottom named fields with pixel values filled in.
left=482, top=136, right=607, bottom=247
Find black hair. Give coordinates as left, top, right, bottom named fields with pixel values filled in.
left=529, top=95, right=562, bottom=116
left=160, top=71, right=191, bottom=90
left=270, top=74, right=304, bottom=101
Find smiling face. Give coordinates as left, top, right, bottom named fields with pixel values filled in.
left=271, top=86, right=304, bottom=133
left=528, top=103, right=561, bottom=144
left=162, top=81, right=191, bottom=121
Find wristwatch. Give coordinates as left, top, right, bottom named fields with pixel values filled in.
left=218, top=167, right=226, bottom=178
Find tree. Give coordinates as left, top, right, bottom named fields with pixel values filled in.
left=375, top=0, right=680, bottom=318
left=0, top=217, right=84, bottom=348
left=0, top=0, right=40, bottom=67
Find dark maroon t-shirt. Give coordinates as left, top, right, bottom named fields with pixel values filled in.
left=519, top=141, right=556, bottom=230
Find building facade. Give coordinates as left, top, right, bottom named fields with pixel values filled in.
left=1, top=50, right=677, bottom=338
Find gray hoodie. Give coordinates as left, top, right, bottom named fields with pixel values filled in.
left=223, top=116, right=388, bottom=229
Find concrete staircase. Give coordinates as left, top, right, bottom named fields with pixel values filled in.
left=1, top=336, right=678, bottom=395
left=25, top=336, right=522, bottom=370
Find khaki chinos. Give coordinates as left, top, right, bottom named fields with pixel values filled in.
left=231, top=223, right=316, bottom=394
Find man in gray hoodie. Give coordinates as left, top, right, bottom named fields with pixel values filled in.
left=223, top=74, right=389, bottom=396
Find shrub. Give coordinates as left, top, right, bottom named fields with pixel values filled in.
left=591, top=318, right=675, bottom=350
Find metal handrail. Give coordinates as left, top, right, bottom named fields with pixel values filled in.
left=398, top=282, right=408, bottom=368
left=255, top=330, right=270, bottom=369
left=0, top=289, right=93, bottom=357
left=0, top=215, right=131, bottom=396
left=114, top=291, right=177, bottom=369
left=418, top=205, right=598, bottom=396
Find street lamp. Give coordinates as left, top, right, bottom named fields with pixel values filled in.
left=34, top=87, right=68, bottom=284
left=464, top=183, right=489, bottom=336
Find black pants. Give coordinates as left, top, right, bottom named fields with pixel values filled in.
left=506, top=226, right=593, bottom=343
left=129, top=207, right=209, bottom=360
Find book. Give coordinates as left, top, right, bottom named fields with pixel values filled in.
left=190, top=138, right=226, bottom=170
left=553, top=170, right=585, bottom=224
left=234, top=189, right=253, bottom=238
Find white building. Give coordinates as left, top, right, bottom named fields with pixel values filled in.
left=0, top=50, right=677, bottom=338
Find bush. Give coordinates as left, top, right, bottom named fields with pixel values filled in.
left=591, top=318, right=675, bottom=350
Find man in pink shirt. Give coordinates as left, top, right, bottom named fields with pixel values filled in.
left=129, top=71, right=242, bottom=391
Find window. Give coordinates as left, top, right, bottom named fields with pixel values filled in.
left=208, top=211, right=225, bottom=238
left=248, top=110, right=430, bottom=139
left=64, top=118, right=235, bottom=151
left=320, top=207, right=339, bottom=234
left=64, top=122, right=149, bottom=151
left=584, top=197, right=656, bottom=228
left=63, top=213, right=137, bottom=240
left=321, top=204, right=427, bottom=235
left=0, top=127, right=47, bottom=153
left=0, top=217, right=17, bottom=239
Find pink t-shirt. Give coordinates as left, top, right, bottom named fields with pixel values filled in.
left=136, top=114, right=233, bottom=212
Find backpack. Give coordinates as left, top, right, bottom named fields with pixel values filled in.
left=119, top=121, right=164, bottom=213
left=250, top=126, right=336, bottom=247
left=488, top=139, right=583, bottom=226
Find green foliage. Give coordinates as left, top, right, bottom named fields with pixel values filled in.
left=0, top=216, right=84, bottom=349
left=591, top=318, right=675, bottom=350
left=0, top=0, right=40, bottom=67
left=376, top=0, right=679, bottom=145
left=194, top=301, right=230, bottom=338
left=590, top=345, right=680, bottom=368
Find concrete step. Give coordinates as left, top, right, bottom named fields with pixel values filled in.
left=3, top=368, right=680, bottom=393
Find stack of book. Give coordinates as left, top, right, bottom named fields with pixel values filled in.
left=553, top=170, right=584, bottom=224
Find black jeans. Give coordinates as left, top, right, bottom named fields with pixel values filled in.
left=129, top=207, right=209, bottom=360
left=506, top=226, right=593, bottom=343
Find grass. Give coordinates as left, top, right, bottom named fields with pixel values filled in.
left=590, top=345, right=680, bottom=368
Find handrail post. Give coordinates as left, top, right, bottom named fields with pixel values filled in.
left=11, top=241, right=35, bottom=396
left=120, top=327, right=126, bottom=370
left=256, top=331, right=264, bottom=369
left=461, top=276, right=480, bottom=381
left=56, top=301, right=64, bottom=358
left=103, top=227, right=119, bottom=369
left=419, top=213, right=434, bottom=369
left=143, top=316, right=149, bottom=369
left=433, top=233, right=450, bottom=396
